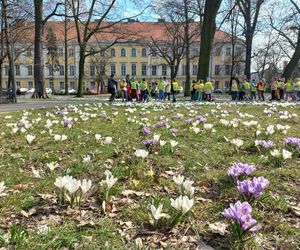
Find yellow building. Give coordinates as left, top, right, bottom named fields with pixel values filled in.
left=1, top=20, right=245, bottom=93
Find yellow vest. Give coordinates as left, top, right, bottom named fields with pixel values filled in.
left=232, top=82, right=238, bottom=91
left=131, top=81, right=137, bottom=90
left=204, top=82, right=213, bottom=91
left=199, top=83, right=204, bottom=92
left=172, top=82, right=179, bottom=91
left=158, top=81, right=165, bottom=90
left=286, top=82, right=293, bottom=91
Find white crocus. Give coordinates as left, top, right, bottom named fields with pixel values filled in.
left=54, top=176, right=67, bottom=189
left=104, top=137, right=112, bottom=144
left=183, top=180, right=195, bottom=196
left=270, top=149, right=280, bottom=158
left=102, top=171, right=117, bottom=189
left=134, top=149, right=149, bottom=158
left=204, top=124, right=213, bottom=130
left=170, top=140, right=178, bottom=148
left=54, top=134, right=61, bottom=141
left=150, top=204, right=170, bottom=221
left=26, top=134, right=35, bottom=144
left=65, top=178, right=81, bottom=194
left=265, top=125, right=275, bottom=135
left=95, top=134, right=102, bottom=141
left=0, top=181, right=7, bottom=197
left=82, top=155, right=91, bottom=164
left=32, top=169, right=41, bottom=178
left=170, top=195, right=194, bottom=215
left=173, top=174, right=184, bottom=185
left=282, top=149, right=292, bottom=160
left=61, top=135, right=68, bottom=141
left=231, top=139, right=244, bottom=148
left=159, top=140, right=167, bottom=147
left=80, top=179, right=92, bottom=194
left=153, top=134, right=160, bottom=142
left=191, top=127, right=200, bottom=134
left=47, top=162, right=59, bottom=171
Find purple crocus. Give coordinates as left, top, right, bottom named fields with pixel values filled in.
left=284, top=137, right=300, bottom=151
left=170, top=128, right=178, bottom=134
left=143, top=139, right=158, bottom=146
left=237, top=177, right=269, bottom=199
left=228, top=163, right=256, bottom=180
left=196, top=115, right=206, bottom=123
left=186, top=118, right=195, bottom=124
left=142, top=126, right=151, bottom=135
left=255, top=140, right=274, bottom=149
left=222, top=201, right=261, bottom=232
left=63, top=118, right=73, bottom=128
left=152, top=119, right=168, bottom=128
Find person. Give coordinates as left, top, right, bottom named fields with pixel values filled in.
left=270, top=79, right=278, bottom=101
left=238, top=80, right=245, bottom=101
left=277, top=78, right=284, bottom=100
left=158, top=77, right=165, bottom=101
left=293, top=78, right=299, bottom=101
left=295, top=78, right=300, bottom=101
left=119, top=79, right=127, bottom=102
left=126, top=74, right=132, bottom=101
left=257, top=79, right=265, bottom=101
left=231, top=79, right=238, bottom=101
left=164, top=77, right=171, bottom=101
left=130, top=77, right=138, bottom=102
left=194, top=81, right=201, bottom=101
left=285, top=78, right=294, bottom=101
left=250, top=79, right=257, bottom=101
left=204, top=78, right=213, bottom=101
left=244, top=79, right=251, bottom=100
left=151, top=81, right=158, bottom=100
left=108, top=74, right=117, bottom=102
left=140, top=78, right=148, bottom=102
left=198, top=80, right=205, bottom=101
left=171, top=79, right=179, bottom=102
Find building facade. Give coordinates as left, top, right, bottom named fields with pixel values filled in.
left=1, top=21, right=245, bottom=92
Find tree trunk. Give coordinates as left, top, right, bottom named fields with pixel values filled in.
left=244, top=32, right=253, bottom=79
left=33, top=0, right=46, bottom=98
left=197, top=0, right=222, bottom=81
left=184, top=0, right=191, bottom=97
left=282, top=31, right=300, bottom=79
left=64, top=0, right=69, bottom=95
left=77, top=46, right=85, bottom=97
left=0, top=7, right=3, bottom=96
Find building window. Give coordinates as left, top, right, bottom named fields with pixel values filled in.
left=121, top=63, right=126, bottom=76
left=182, top=65, right=186, bottom=75
left=152, top=48, right=157, bottom=57
left=28, top=65, right=33, bottom=76
left=59, top=82, right=64, bottom=90
left=225, top=81, right=230, bottom=89
left=15, top=65, right=20, bottom=76
left=48, top=67, right=53, bottom=76
left=90, top=65, right=95, bottom=76
left=69, top=65, right=75, bottom=76
left=152, top=65, right=157, bottom=76
left=162, top=64, right=167, bottom=76
left=191, top=47, right=199, bottom=57
left=236, top=47, right=243, bottom=56
left=58, top=48, right=64, bottom=56
left=215, top=47, right=221, bottom=56
left=215, top=65, right=220, bottom=75
left=70, top=81, right=75, bottom=89
left=121, top=48, right=126, bottom=57
left=59, top=65, right=64, bottom=76
left=142, top=48, right=147, bottom=57
left=49, top=80, right=54, bottom=90
left=16, top=81, right=20, bottom=88
left=131, top=64, right=136, bottom=76
left=215, top=81, right=219, bottom=90
left=68, top=48, right=75, bottom=57
left=110, top=63, right=116, bottom=75
left=4, top=65, right=9, bottom=76
left=131, top=48, right=136, bottom=57
left=142, top=64, right=147, bottom=76
left=226, top=47, right=231, bottom=56
left=100, top=50, right=105, bottom=57
left=28, top=81, right=33, bottom=89
left=26, top=48, right=32, bottom=57
left=111, top=48, right=115, bottom=57
left=192, top=65, right=198, bottom=75
left=90, top=81, right=95, bottom=89
left=225, top=65, right=231, bottom=75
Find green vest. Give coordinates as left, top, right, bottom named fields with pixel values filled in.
left=131, top=81, right=137, bottom=90
left=158, top=81, right=165, bottom=90
left=286, top=82, right=293, bottom=91
left=204, top=82, right=213, bottom=91
left=172, top=82, right=179, bottom=91
left=140, top=81, right=147, bottom=89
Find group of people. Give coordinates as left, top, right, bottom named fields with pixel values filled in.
left=108, top=74, right=180, bottom=102
left=231, top=77, right=300, bottom=102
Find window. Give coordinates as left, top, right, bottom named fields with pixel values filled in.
left=110, top=63, right=116, bottom=75
left=68, top=48, right=75, bottom=57
left=152, top=48, right=157, bottom=57
left=28, top=65, right=33, bottom=76
left=215, top=81, right=219, bottom=89
left=142, top=48, right=147, bottom=57
left=121, top=63, right=126, bottom=76
left=162, top=47, right=168, bottom=55
left=226, top=47, right=231, bottom=56
left=69, top=65, right=75, bottom=76
left=142, top=64, right=147, bottom=76
left=236, top=47, right=243, bottom=56
left=4, top=65, right=9, bottom=75
left=59, top=65, right=64, bottom=76
left=58, top=48, right=64, bottom=56
left=90, top=81, right=95, bottom=89
left=70, top=81, right=75, bottom=89
left=90, top=65, right=95, bottom=76
left=215, top=65, right=220, bottom=75
left=131, top=48, right=136, bottom=57
left=100, top=63, right=105, bottom=75
left=121, top=48, right=126, bottom=57
left=100, top=50, right=105, bottom=57
left=15, top=65, right=20, bottom=76
left=111, top=48, right=115, bottom=57
left=191, top=47, right=199, bottom=57
left=60, top=82, right=64, bottom=90
left=16, top=81, right=20, bottom=88
left=225, top=81, right=230, bottom=89
left=131, top=64, right=136, bottom=76
left=162, top=64, right=167, bottom=76
left=215, top=47, right=221, bottom=56
left=49, top=80, right=54, bottom=90
left=192, top=65, right=198, bottom=75
left=28, top=81, right=33, bottom=89
left=236, top=64, right=241, bottom=75
left=225, top=65, right=231, bottom=75
left=48, top=67, right=53, bottom=76
left=182, top=64, right=186, bottom=75
left=26, top=48, right=32, bottom=57
left=152, top=65, right=157, bottom=76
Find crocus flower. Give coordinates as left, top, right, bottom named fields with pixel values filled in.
left=95, top=134, right=102, bottom=141
left=228, top=163, right=256, bottom=180
left=82, top=155, right=91, bottom=163
left=231, top=139, right=244, bottom=148
left=170, top=195, right=194, bottom=214
left=170, top=140, right=178, bottom=148
left=173, top=174, right=184, bottom=185
left=65, top=178, right=81, bottom=194
left=255, top=140, right=274, bottom=149
left=150, top=204, right=170, bottom=221
left=80, top=179, right=92, bottom=194
left=26, top=134, right=35, bottom=144
left=142, top=126, right=151, bottom=135
left=102, top=170, right=117, bottom=189
left=237, top=177, right=269, bottom=198
left=47, top=162, right=59, bottom=171
left=0, top=181, right=7, bottom=197
left=63, top=118, right=73, bottom=128
left=134, top=149, right=149, bottom=158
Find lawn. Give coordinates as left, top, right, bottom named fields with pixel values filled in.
left=0, top=101, right=299, bottom=249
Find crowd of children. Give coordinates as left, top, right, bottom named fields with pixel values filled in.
left=231, top=77, right=300, bottom=102
left=108, top=74, right=300, bottom=103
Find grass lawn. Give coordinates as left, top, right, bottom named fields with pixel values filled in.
left=0, top=101, right=299, bottom=249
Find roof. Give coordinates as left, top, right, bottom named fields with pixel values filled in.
left=15, top=21, right=233, bottom=45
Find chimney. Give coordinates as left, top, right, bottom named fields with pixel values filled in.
left=157, top=18, right=165, bottom=23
